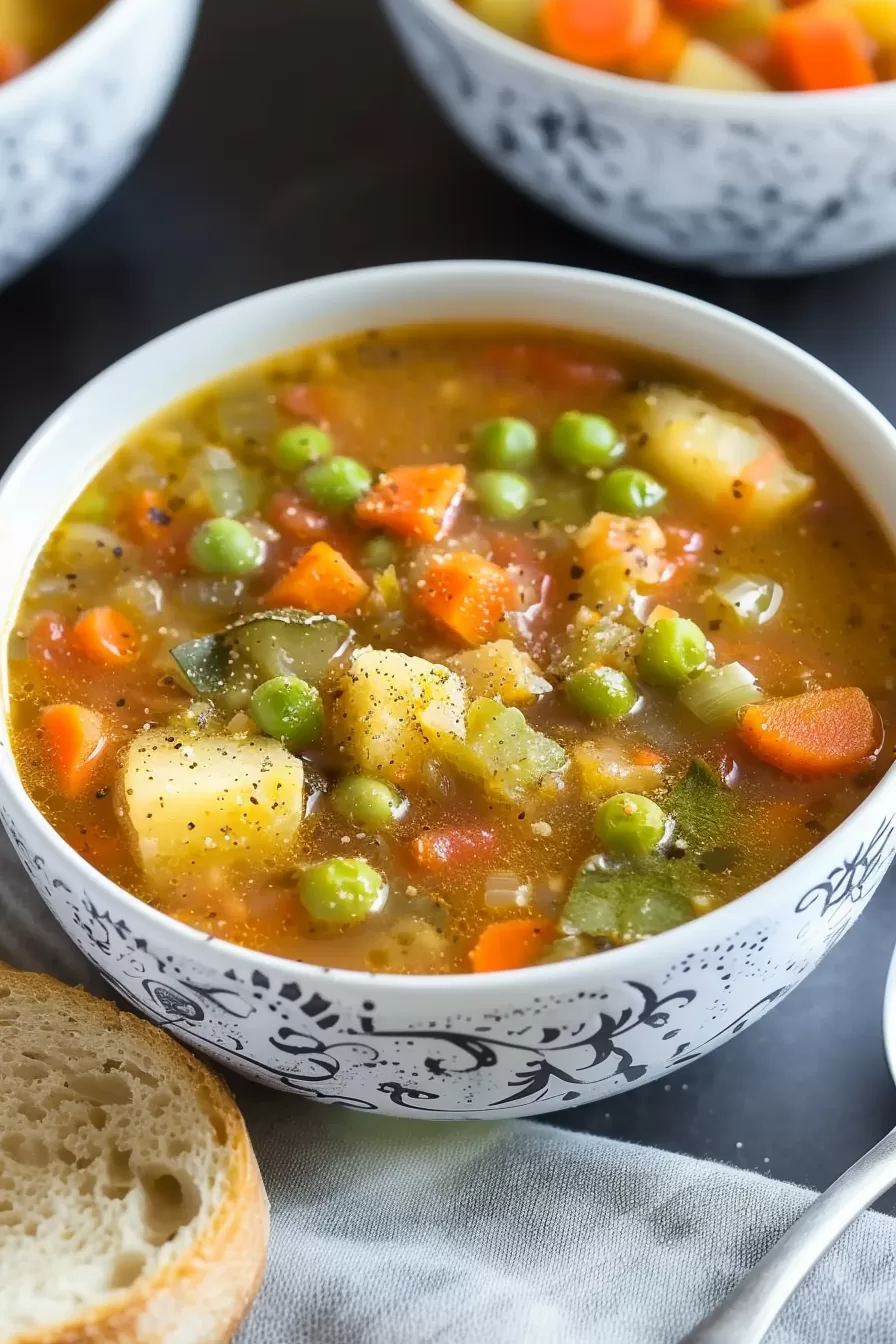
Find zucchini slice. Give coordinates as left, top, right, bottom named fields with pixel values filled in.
left=170, top=608, right=352, bottom=696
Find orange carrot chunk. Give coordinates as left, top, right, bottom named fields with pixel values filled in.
left=621, top=13, right=689, bottom=79
left=40, top=704, right=109, bottom=799
left=71, top=607, right=139, bottom=666
left=737, top=687, right=880, bottom=777
left=130, top=489, right=174, bottom=545
left=416, top=551, right=518, bottom=646
left=541, top=0, right=660, bottom=67
left=469, top=918, right=556, bottom=974
left=355, top=465, right=466, bottom=543
left=0, top=40, right=28, bottom=85
left=263, top=541, right=369, bottom=616
left=772, top=2, right=876, bottom=90
left=412, top=827, right=497, bottom=870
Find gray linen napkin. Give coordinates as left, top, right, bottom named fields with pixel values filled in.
left=2, top=831, right=894, bottom=1344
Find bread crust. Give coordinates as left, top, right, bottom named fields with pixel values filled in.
left=2, top=968, right=269, bottom=1344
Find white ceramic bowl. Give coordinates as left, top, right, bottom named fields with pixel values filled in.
left=1, top=261, right=894, bottom=1119
left=0, top=0, right=199, bottom=287
left=383, top=0, right=896, bottom=275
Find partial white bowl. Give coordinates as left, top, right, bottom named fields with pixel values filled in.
left=0, top=0, right=199, bottom=287
left=383, top=0, right=896, bottom=275
left=1, top=261, right=894, bottom=1119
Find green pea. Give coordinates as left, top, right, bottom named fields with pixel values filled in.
left=598, top=467, right=666, bottom=517
left=473, top=417, right=538, bottom=471
left=274, top=423, right=331, bottom=471
left=639, top=617, right=709, bottom=687
left=332, top=775, right=406, bottom=831
left=249, top=675, right=323, bottom=749
left=298, top=856, right=387, bottom=925
left=594, top=793, right=667, bottom=858
left=302, top=455, right=373, bottom=512
left=566, top=665, right=638, bottom=721
left=188, top=518, right=263, bottom=575
left=360, top=534, right=399, bottom=571
left=549, top=411, right=624, bottom=472
left=473, top=470, right=534, bottom=522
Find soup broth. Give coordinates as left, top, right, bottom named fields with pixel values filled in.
left=8, top=325, right=896, bottom=974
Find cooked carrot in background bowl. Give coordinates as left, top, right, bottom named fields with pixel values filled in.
left=460, top=0, right=896, bottom=90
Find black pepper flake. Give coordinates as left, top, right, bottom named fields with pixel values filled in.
left=708, top=619, right=722, bottom=632
left=569, top=564, right=584, bottom=580
left=567, top=592, right=582, bottom=602
left=148, top=507, right=172, bottom=527
left=187, top=822, right=195, bottom=831
left=112, top=546, right=124, bottom=558
left=95, top=787, right=109, bottom=799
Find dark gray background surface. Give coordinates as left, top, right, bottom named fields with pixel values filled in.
left=3, top=0, right=895, bottom=1202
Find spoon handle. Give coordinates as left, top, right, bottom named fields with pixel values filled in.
left=681, top=1125, right=896, bottom=1344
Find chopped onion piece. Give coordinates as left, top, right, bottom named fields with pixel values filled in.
left=713, top=573, right=783, bottom=625
left=116, top=576, right=165, bottom=620
left=679, top=662, right=762, bottom=727
left=176, top=576, right=246, bottom=611
left=484, top=871, right=530, bottom=910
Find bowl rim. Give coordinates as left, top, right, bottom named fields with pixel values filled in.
left=399, top=0, right=896, bottom=114
left=2, top=258, right=895, bottom=998
left=0, top=0, right=183, bottom=114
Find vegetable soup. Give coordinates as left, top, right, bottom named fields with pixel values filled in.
left=8, top=326, right=896, bottom=974
left=0, top=0, right=106, bottom=85
left=460, top=0, right=896, bottom=93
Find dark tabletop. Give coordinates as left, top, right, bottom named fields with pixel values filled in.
left=4, top=0, right=896, bottom=1204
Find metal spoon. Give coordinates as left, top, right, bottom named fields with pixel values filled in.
left=682, top=951, right=896, bottom=1344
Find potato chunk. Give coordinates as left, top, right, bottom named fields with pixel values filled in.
left=121, top=729, right=305, bottom=873
left=448, top=640, right=551, bottom=706
left=334, top=646, right=466, bottom=784
left=632, top=386, right=814, bottom=526
left=672, top=39, right=770, bottom=92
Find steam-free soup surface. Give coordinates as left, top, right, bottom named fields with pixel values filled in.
left=8, top=325, right=896, bottom=974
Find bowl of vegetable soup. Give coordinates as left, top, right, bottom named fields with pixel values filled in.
left=0, top=0, right=199, bottom=287
left=1, top=260, right=895, bottom=1118
left=382, top=0, right=896, bottom=274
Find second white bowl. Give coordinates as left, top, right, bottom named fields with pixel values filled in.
left=0, top=0, right=199, bottom=287
left=383, top=0, right=896, bottom=275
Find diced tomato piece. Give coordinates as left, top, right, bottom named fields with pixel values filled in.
left=483, top=343, right=624, bottom=396
left=27, top=613, right=70, bottom=669
left=411, top=827, right=497, bottom=870
left=279, top=383, right=327, bottom=422
left=267, top=492, right=331, bottom=542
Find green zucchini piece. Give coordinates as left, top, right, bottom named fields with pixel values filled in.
left=227, top=609, right=351, bottom=683
left=170, top=609, right=352, bottom=697
left=170, top=634, right=229, bottom=694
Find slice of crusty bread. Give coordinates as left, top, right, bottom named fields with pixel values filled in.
left=0, top=968, right=269, bottom=1344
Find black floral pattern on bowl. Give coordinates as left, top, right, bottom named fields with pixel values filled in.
left=2, top=793, right=892, bottom=1117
